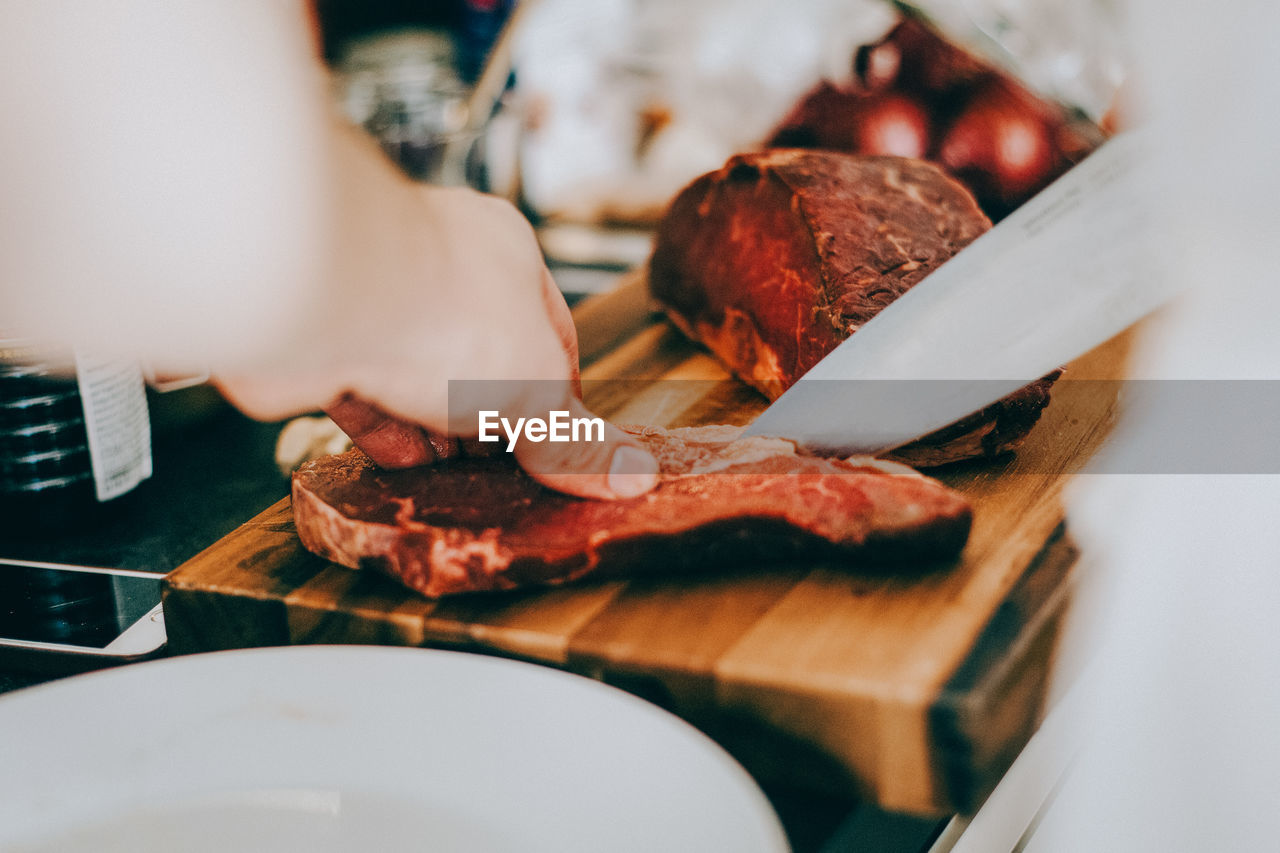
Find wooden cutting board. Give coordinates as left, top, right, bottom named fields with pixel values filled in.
left=163, top=272, right=1130, bottom=816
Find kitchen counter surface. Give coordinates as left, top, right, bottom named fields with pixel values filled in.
left=0, top=402, right=286, bottom=694
left=1, top=402, right=287, bottom=576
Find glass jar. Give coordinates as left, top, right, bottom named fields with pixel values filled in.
left=335, top=28, right=477, bottom=185
left=0, top=339, right=151, bottom=535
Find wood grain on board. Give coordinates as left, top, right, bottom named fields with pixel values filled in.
left=164, top=272, right=1132, bottom=815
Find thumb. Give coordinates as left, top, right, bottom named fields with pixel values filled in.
left=512, top=396, right=659, bottom=500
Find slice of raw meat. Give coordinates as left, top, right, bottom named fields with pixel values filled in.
left=648, top=149, right=1055, bottom=465
left=291, top=425, right=972, bottom=597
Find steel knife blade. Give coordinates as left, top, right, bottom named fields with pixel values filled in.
left=743, top=130, right=1177, bottom=455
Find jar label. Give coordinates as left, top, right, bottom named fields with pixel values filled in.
left=74, top=351, right=153, bottom=502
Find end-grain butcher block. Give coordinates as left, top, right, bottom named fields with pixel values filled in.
left=649, top=149, right=1054, bottom=465
left=292, top=425, right=971, bottom=598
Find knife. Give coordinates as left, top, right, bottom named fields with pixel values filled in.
left=743, top=130, right=1177, bottom=455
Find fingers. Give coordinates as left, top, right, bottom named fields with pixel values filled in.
left=512, top=395, right=658, bottom=500
left=505, top=280, right=654, bottom=498
left=541, top=268, right=581, bottom=395
left=329, top=385, right=659, bottom=502
left=325, top=393, right=435, bottom=469
left=328, top=392, right=466, bottom=468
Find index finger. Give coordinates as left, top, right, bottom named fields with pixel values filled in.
left=326, top=393, right=436, bottom=469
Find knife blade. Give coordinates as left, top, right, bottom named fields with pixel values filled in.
left=743, top=130, right=1176, bottom=455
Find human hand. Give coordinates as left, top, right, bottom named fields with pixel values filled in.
left=218, top=179, right=657, bottom=501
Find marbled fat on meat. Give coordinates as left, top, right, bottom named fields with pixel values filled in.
left=291, top=425, right=972, bottom=597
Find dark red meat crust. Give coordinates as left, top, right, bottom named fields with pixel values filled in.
left=649, top=150, right=1055, bottom=466
left=292, top=425, right=972, bottom=598
left=650, top=150, right=990, bottom=399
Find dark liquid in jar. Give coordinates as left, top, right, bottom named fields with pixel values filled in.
left=0, top=347, right=129, bottom=535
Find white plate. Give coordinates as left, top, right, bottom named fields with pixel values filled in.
left=0, top=646, right=788, bottom=853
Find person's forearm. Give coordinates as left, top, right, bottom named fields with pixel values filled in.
left=0, top=0, right=361, bottom=372
left=0, top=0, right=659, bottom=499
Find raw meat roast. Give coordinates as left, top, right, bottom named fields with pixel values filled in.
left=649, top=149, right=1055, bottom=466
left=292, top=425, right=971, bottom=597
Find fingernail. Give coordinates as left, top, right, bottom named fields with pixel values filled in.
left=607, top=445, right=659, bottom=499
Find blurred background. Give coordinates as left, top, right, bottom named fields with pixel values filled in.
left=312, top=0, right=1125, bottom=293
